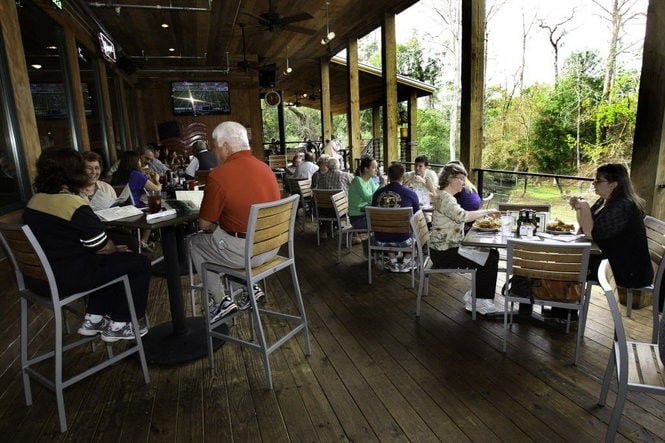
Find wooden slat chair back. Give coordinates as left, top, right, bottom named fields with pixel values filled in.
left=409, top=210, right=479, bottom=319
left=199, top=194, right=311, bottom=389
left=268, top=154, right=287, bottom=170
left=297, top=179, right=313, bottom=199
left=312, top=189, right=341, bottom=246
left=597, top=260, right=665, bottom=442
left=503, top=238, right=592, bottom=364
left=331, top=191, right=366, bottom=261
left=365, top=206, right=416, bottom=287
left=498, top=202, right=551, bottom=212
left=0, top=223, right=149, bottom=433
left=635, top=216, right=665, bottom=342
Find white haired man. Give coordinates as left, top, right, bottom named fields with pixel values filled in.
left=189, top=122, right=280, bottom=322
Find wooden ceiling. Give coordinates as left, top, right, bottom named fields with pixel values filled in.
left=87, top=0, right=419, bottom=74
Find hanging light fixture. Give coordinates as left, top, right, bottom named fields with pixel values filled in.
left=283, top=45, right=292, bottom=75
left=320, top=2, right=335, bottom=45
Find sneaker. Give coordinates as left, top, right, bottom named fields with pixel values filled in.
left=237, top=285, right=265, bottom=311
left=209, top=296, right=238, bottom=323
left=101, top=321, right=149, bottom=342
left=77, top=314, right=109, bottom=336
left=388, top=258, right=401, bottom=273
left=476, top=299, right=498, bottom=315
left=382, top=256, right=392, bottom=271
left=397, top=259, right=416, bottom=273
left=463, top=290, right=473, bottom=312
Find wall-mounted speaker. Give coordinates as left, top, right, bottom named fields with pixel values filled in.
left=259, top=69, right=276, bottom=88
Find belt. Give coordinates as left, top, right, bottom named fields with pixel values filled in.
left=225, top=230, right=246, bottom=239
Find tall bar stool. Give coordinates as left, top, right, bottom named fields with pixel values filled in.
left=0, top=223, right=150, bottom=433
left=200, top=194, right=311, bottom=389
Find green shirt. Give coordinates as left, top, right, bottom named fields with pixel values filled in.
left=348, top=176, right=379, bottom=217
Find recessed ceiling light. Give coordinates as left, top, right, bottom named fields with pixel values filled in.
left=161, top=23, right=169, bottom=28
left=31, top=64, right=42, bottom=69
left=168, top=48, right=175, bottom=52
left=46, top=45, right=57, bottom=50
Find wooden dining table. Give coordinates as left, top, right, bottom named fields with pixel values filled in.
left=462, top=228, right=602, bottom=254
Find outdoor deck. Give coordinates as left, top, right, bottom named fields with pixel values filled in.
left=0, top=224, right=663, bottom=441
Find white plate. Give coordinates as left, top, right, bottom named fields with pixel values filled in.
left=545, top=229, right=576, bottom=235
left=474, top=226, right=500, bottom=232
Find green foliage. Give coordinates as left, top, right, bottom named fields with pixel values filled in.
left=416, top=108, right=449, bottom=164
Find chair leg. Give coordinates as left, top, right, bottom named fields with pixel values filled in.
left=289, top=264, right=311, bottom=356
left=201, top=270, right=215, bottom=369
left=368, top=248, right=373, bottom=284
left=54, top=310, right=67, bottom=432
left=122, top=278, right=150, bottom=384
left=652, top=291, right=659, bottom=344
left=416, top=272, right=426, bottom=318
left=20, top=298, right=32, bottom=406
left=471, top=272, right=477, bottom=321
left=247, top=281, right=272, bottom=389
left=606, top=365, right=628, bottom=442
left=337, top=230, right=343, bottom=263
left=106, top=344, right=114, bottom=359
left=580, top=284, right=592, bottom=338
left=316, top=223, right=320, bottom=246
left=63, top=309, right=71, bottom=335
left=598, top=348, right=615, bottom=406
left=502, top=301, right=509, bottom=353
left=188, top=250, right=197, bottom=316
left=626, top=290, right=632, bottom=318
left=565, top=310, right=572, bottom=334
left=574, top=306, right=583, bottom=365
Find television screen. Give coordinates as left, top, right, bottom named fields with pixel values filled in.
left=30, top=83, right=92, bottom=119
left=171, top=81, right=231, bottom=116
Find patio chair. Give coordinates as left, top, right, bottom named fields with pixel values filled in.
left=313, top=189, right=342, bottom=245
left=502, top=238, right=592, bottom=365
left=200, top=194, right=311, bottom=389
left=597, top=260, right=665, bottom=442
left=410, top=210, right=479, bottom=319
left=296, top=178, right=314, bottom=221
left=365, top=206, right=416, bottom=288
left=331, top=191, right=367, bottom=262
left=0, top=223, right=150, bottom=433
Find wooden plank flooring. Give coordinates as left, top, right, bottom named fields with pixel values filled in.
left=0, top=225, right=664, bottom=442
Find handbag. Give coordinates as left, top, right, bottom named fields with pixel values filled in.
left=503, top=275, right=581, bottom=303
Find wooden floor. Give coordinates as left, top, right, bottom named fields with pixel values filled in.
left=0, top=224, right=664, bottom=442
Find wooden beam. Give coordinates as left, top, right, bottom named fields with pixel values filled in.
left=631, top=0, right=665, bottom=218
left=382, top=13, right=398, bottom=169
left=0, top=0, right=40, bottom=184
left=96, top=59, right=117, bottom=165
left=118, top=79, right=133, bottom=150
left=460, top=0, right=485, bottom=184
left=320, top=58, right=333, bottom=143
left=64, top=28, right=90, bottom=151
left=372, top=106, right=381, bottom=141
left=278, top=92, right=286, bottom=153
left=407, top=90, right=418, bottom=163
left=347, top=38, right=362, bottom=166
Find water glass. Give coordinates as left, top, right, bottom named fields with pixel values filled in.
left=500, top=214, right=513, bottom=236
left=147, top=191, right=162, bottom=214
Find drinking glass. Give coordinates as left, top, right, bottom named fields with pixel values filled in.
left=500, top=214, right=513, bottom=236
left=147, top=191, right=162, bottom=214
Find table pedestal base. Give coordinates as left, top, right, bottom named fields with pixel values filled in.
left=142, top=317, right=226, bottom=365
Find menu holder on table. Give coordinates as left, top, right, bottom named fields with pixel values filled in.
left=145, top=208, right=177, bottom=222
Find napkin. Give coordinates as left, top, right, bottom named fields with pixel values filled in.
left=457, top=246, right=490, bottom=266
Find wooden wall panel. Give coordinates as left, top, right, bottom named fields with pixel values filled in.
left=137, top=79, right=264, bottom=158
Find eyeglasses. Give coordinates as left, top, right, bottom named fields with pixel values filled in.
left=592, top=179, right=608, bottom=185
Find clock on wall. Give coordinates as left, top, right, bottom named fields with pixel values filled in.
left=264, top=91, right=281, bottom=107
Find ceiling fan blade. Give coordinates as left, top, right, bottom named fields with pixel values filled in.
left=280, top=12, right=314, bottom=25
left=282, top=25, right=316, bottom=35
left=241, top=11, right=264, bottom=22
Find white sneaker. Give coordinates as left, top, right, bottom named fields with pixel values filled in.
left=463, top=290, right=473, bottom=312
left=476, top=299, right=498, bottom=315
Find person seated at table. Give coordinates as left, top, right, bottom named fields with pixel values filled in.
left=313, top=156, right=353, bottom=192
left=348, top=156, right=381, bottom=229
left=80, top=151, right=118, bottom=211
left=430, top=162, right=501, bottom=314
left=404, top=155, right=438, bottom=204
left=23, top=147, right=150, bottom=341
left=371, top=163, right=420, bottom=272
left=189, top=122, right=280, bottom=322
left=572, top=163, right=655, bottom=302
left=286, top=154, right=301, bottom=176
left=185, top=140, right=219, bottom=179
left=293, top=152, right=319, bottom=180
left=142, top=146, right=170, bottom=176
left=446, top=160, right=483, bottom=211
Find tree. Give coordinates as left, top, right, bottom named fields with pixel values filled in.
left=538, top=11, right=576, bottom=83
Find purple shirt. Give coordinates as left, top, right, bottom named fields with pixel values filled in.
left=454, top=187, right=482, bottom=211
left=128, top=170, right=148, bottom=208
left=371, top=182, right=419, bottom=243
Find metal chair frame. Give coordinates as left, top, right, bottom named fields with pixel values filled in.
left=331, top=191, right=367, bottom=262
left=410, top=211, right=479, bottom=319
left=503, top=238, right=591, bottom=365
left=0, top=223, right=149, bottom=433
left=200, top=194, right=311, bottom=389
left=597, top=260, right=665, bottom=442
left=365, top=206, right=416, bottom=288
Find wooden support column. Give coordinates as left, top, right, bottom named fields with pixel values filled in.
left=381, top=13, right=398, bottom=169
left=118, top=80, right=133, bottom=150
left=63, top=29, right=90, bottom=151
left=408, top=91, right=418, bottom=163
left=320, top=58, right=332, bottom=143
left=0, top=0, right=40, bottom=184
left=277, top=91, right=286, bottom=154
left=372, top=106, right=381, bottom=141
left=347, top=38, right=361, bottom=165
left=96, top=59, right=116, bottom=164
left=460, top=0, right=485, bottom=184
left=631, top=0, right=665, bottom=218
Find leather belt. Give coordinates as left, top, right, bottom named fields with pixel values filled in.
left=225, top=230, right=246, bottom=239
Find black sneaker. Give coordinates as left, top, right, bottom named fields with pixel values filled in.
left=77, top=315, right=110, bottom=336
left=101, top=321, right=148, bottom=342
left=209, top=296, right=238, bottom=323
left=237, top=285, right=265, bottom=310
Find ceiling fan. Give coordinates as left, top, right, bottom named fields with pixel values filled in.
left=242, top=0, right=316, bottom=35
left=235, top=23, right=276, bottom=73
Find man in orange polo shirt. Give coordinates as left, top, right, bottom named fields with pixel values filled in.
left=189, top=121, right=280, bottom=322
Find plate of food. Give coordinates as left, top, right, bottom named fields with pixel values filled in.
left=545, top=219, right=576, bottom=235
left=473, top=216, right=501, bottom=232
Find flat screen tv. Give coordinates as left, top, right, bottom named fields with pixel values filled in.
left=30, top=83, right=93, bottom=119
left=171, top=81, right=231, bottom=116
